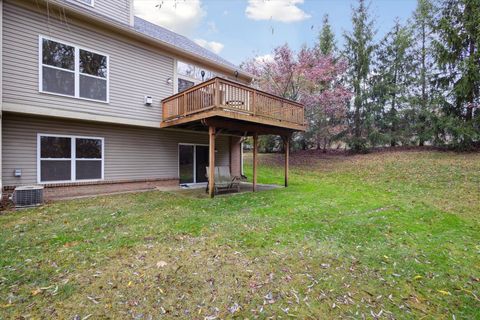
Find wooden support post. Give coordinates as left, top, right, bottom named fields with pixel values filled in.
left=284, top=135, right=289, bottom=187
left=253, top=133, right=258, bottom=192
left=209, top=126, right=216, bottom=198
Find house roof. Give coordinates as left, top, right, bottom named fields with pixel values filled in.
left=134, top=17, right=238, bottom=71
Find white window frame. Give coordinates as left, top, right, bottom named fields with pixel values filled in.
left=174, top=60, right=201, bottom=94
left=178, top=143, right=209, bottom=184
left=37, top=133, right=105, bottom=184
left=39, top=35, right=109, bottom=103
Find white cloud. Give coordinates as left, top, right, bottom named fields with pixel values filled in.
left=245, top=0, right=310, bottom=23
left=255, top=53, right=274, bottom=64
left=194, top=39, right=225, bottom=54
left=134, top=0, right=206, bottom=36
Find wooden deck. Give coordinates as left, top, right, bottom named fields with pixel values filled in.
left=161, top=77, right=305, bottom=198
left=161, top=77, right=306, bottom=132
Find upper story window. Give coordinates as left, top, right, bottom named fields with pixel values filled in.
left=39, top=36, right=109, bottom=103
left=176, top=61, right=214, bottom=93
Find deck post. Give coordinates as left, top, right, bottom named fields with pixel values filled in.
left=253, top=133, right=258, bottom=192
left=209, top=126, right=216, bottom=198
left=284, top=135, right=289, bottom=187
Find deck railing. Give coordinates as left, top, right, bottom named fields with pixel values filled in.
left=162, top=77, right=305, bottom=126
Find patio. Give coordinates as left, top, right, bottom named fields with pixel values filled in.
left=173, top=182, right=282, bottom=198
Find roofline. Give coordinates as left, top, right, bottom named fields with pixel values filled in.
left=16, top=0, right=255, bottom=82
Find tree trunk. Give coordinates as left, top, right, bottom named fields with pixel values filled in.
left=391, top=67, right=398, bottom=147
left=419, top=21, right=427, bottom=147
left=465, top=40, right=475, bottom=122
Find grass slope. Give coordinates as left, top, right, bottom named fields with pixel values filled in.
left=0, top=150, right=479, bottom=319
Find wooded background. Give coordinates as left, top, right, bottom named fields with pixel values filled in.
left=241, top=0, right=479, bottom=152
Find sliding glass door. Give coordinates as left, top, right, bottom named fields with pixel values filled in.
left=179, top=144, right=209, bottom=184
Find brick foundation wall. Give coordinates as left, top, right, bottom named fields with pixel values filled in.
left=2, top=178, right=179, bottom=202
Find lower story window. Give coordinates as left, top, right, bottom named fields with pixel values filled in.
left=38, top=134, right=104, bottom=183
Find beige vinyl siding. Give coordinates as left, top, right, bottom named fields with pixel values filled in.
left=2, top=114, right=230, bottom=186
left=2, top=1, right=173, bottom=124
left=62, top=0, right=132, bottom=25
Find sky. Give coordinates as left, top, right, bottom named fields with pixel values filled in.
left=134, top=0, right=419, bottom=66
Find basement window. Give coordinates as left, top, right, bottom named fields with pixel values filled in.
left=38, top=134, right=104, bottom=183
left=39, top=36, right=109, bottom=102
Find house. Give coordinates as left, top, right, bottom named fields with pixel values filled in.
left=0, top=0, right=305, bottom=200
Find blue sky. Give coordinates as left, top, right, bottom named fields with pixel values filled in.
left=135, top=0, right=419, bottom=65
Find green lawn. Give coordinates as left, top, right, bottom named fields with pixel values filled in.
left=1, top=150, right=479, bottom=319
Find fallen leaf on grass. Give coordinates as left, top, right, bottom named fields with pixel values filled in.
left=437, top=290, right=451, bottom=296
left=228, top=302, right=240, bottom=314
left=63, top=241, right=78, bottom=248
left=156, top=261, right=168, bottom=268
left=414, top=275, right=423, bottom=280
left=87, top=296, right=100, bottom=304
left=31, top=288, right=43, bottom=296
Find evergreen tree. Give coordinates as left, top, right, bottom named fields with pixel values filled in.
left=411, top=0, right=436, bottom=146
left=372, top=20, right=416, bottom=146
left=318, top=14, right=336, bottom=56
left=343, top=0, right=376, bottom=152
left=433, top=0, right=480, bottom=147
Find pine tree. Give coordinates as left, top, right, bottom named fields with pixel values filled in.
left=318, top=14, right=336, bottom=56
left=433, top=0, right=480, bottom=147
left=372, top=20, right=416, bottom=147
left=412, top=0, right=436, bottom=146
left=343, top=0, right=376, bottom=152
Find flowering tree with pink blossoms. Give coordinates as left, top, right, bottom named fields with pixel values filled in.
left=242, top=44, right=351, bottom=151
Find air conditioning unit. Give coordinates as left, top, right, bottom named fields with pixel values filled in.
left=13, top=186, right=44, bottom=208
